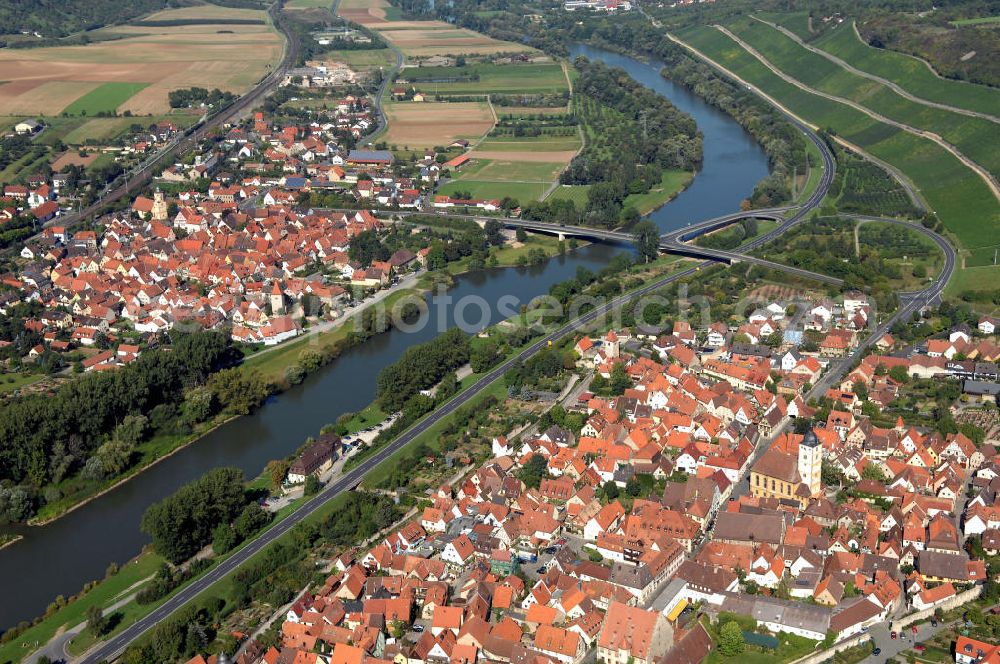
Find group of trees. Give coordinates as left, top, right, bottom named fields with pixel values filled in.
left=504, top=347, right=571, bottom=392
left=168, top=87, right=238, bottom=109
left=558, top=59, right=702, bottom=228
left=0, top=331, right=261, bottom=523
left=375, top=327, right=471, bottom=412
left=0, top=0, right=168, bottom=38
left=581, top=16, right=807, bottom=208
left=140, top=467, right=261, bottom=563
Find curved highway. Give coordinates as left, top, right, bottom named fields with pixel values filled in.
left=78, top=34, right=956, bottom=664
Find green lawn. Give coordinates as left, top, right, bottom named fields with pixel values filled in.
left=545, top=184, right=591, bottom=206
left=437, top=179, right=549, bottom=203
left=0, top=371, right=45, bottom=394
left=814, top=20, right=1000, bottom=118
left=623, top=169, right=693, bottom=215
left=61, top=82, right=150, bottom=116
left=406, top=62, right=568, bottom=95
left=724, top=18, right=1000, bottom=181
left=675, top=25, right=1000, bottom=277
left=950, top=15, right=1000, bottom=26
left=476, top=134, right=582, bottom=152
left=944, top=263, right=1000, bottom=303
left=795, top=135, right=826, bottom=204
left=319, top=48, right=395, bottom=70
left=463, top=159, right=566, bottom=182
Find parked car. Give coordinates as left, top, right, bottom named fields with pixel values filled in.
left=890, top=632, right=897, bottom=640
left=914, top=645, right=926, bottom=653
left=873, top=647, right=881, bottom=656
left=413, top=624, right=425, bottom=633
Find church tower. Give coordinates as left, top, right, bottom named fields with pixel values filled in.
left=604, top=329, right=620, bottom=359
left=151, top=188, right=168, bottom=222
left=270, top=281, right=285, bottom=316
left=798, top=428, right=822, bottom=496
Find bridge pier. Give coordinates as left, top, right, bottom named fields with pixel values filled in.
left=557, top=232, right=566, bottom=242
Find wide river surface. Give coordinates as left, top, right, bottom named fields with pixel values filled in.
left=0, top=45, right=768, bottom=631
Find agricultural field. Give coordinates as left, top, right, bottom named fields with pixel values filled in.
left=336, top=0, right=399, bottom=25
left=437, top=179, right=549, bottom=203
left=674, top=24, right=1000, bottom=273
left=404, top=62, right=568, bottom=96
left=382, top=100, right=494, bottom=149
left=287, top=0, right=331, bottom=7
left=320, top=48, right=396, bottom=71
left=439, top=157, right=566, bottom=203
left=723, top=18, right=1000, bottom=180
left=374, top=25, right=534, bottom=57
left=497, top=106, right=572, bottom=116
left=61, top=82, right=151, bottom=117
left=813, top=21, right=1000, bottom=118
left=545, top=184, right=591, bottom=206
left=440, top=122, right=583, bottom=204
left=0, top=113, right=198, bottom=147
left=753, top=11, right=814, bottom=39
left=337, top=0, right=532, bottom=56
left=0, top=5, right=281, bottom=116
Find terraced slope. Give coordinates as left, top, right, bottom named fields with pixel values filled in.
left=814, top=21, right=1000, bottom=119
left=721, top=17, right=1000, bottom=184
left=673, top=25, right=1000, bottom=269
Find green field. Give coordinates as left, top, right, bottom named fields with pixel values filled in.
left=287, top=0, right=330, bottom=6
left=475, top=134, right=582, bottom=152
left=545, top=184, right=591, bottom=206
left=320, top=48, right=395, bottom=69
left=455, top=158, right=566, bottom=182
left=406, top=62, right=568, bottom=95
left=676, top=25, right=1000, bottom=271
left=61, top=82, right=151, bottom=117
left=437, top=179, right=549, bottom=202
left=814, top=21, right=1000, bottom=118
left=725, top=18, right=1000, bottom=180
left=950, top=15, right=1000, bottom=26
left=623, top=169, right=693, bottom=215
left=754, top=10, right=815, bottom=39
left=497, top=106, right=571, bottom=116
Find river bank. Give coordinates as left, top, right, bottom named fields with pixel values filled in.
left=19, top=234, right=567, bottom=527
left=0, top=43, right=769, bottom=634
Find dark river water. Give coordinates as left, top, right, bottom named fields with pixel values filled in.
left=0, top=45, right=769, bottom=632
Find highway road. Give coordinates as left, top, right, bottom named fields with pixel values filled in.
left=77, top=33, right=957, bottom=664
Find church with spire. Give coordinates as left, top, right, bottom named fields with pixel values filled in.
left=749, top=428, right=823, bottom=508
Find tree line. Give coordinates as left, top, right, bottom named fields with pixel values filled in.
left=140, top=467, right=266, bottom=563
left=557, top=59, right=702, bottom=228
left=375, top=327, right=470, bottom=412
left=580, top=15, right=808, bottom=208
left=0, top=331, right=272, bottom=523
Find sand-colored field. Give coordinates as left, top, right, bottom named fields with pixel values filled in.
left=469, top=150, right=579, bottom=162
left=0, top=6, right=281, bottom=116
left=337, top=0, right=391, bottom=24
left=383, top=101, right=494, bottom=148
left=368, top=20, right=454, bottom=30
left=376, top=26, right=534, bottom=56
left=51, top=151, right=100, bottom=170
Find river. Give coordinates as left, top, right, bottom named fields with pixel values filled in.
left=0, top=45, right=768, bottom=632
